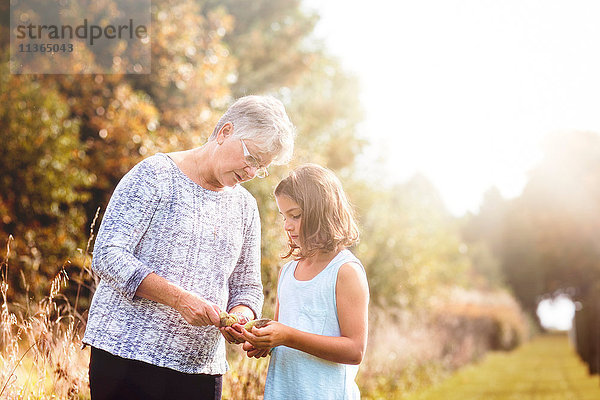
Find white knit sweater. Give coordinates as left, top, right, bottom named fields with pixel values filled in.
left=83, top=153, right=263, bottom=374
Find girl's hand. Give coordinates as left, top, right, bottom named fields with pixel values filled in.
left=241, top=321, right=289, bottom=349
left=242, top=341, right=271, bottom=358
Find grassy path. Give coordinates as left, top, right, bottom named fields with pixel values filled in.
left=405, top=334, right=600, bottom=400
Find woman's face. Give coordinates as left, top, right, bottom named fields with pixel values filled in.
left=214, top=124, right=273, bottom=188
left=275, top=194, right=302, bottom=247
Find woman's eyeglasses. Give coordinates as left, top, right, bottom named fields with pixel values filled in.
left=240, top=139, right=269, bottom=178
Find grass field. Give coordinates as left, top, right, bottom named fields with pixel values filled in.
left=0, top=259, right=590, bottom=400
left=404, top=334, right=600, bottom=400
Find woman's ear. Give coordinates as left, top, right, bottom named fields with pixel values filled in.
left=216, top=122, right=234, bottom=144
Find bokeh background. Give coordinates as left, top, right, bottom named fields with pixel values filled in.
left=1, top=0, right=599, bottom=398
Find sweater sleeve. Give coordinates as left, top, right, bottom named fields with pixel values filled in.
left=91, top=158, right=162, bottom=300
left=226, top=198, right=264, bottom=318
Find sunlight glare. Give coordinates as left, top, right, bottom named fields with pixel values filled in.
left=304, top=0, right=600, bottom=215
left=536, top=295, right=576, bottom=331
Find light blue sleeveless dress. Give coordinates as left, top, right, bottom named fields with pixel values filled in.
left=264, top=249, right=366, bottom=400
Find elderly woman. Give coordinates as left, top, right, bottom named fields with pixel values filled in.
left=83, top=95, right=295, bottom=400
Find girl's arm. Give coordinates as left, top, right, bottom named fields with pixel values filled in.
left=242, top=262, right=369, bottom=365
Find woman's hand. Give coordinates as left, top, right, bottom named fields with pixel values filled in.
left=219, top=307, right=255, bottom=344
left=174, top=291, right=221, bottom=327
left=241, top=321, right=289, bottom=349
left=220, top=323, right=246, bottom=344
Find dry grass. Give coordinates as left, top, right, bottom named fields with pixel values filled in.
left=0, top=236, right=91, bottom=399
left=0, top=233, right=530, bottom=399
left=223, top=346, right=270, bottom=400
left=358, top=288, right=530, bottom=399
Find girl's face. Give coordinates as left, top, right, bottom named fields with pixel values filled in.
left=275, top=194, right=302, bottom=247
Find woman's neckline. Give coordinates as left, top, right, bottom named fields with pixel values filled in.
left=160, top=153, right=234, bottom=195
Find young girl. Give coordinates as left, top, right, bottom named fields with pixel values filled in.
left=241, top=164, right=369, bottom=399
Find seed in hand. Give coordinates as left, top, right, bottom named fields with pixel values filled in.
left=219, top=311, right=241, bottom=327
left=219, top=311, right=271, bottom=331
left=243, top=318, right=272, bottom=331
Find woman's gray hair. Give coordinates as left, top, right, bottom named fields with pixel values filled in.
left=209, top=95, right=296, bottom=165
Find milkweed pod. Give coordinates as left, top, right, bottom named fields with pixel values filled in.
left=244, top=318, right=272, bottom=331
left=219, top=311, right=240, bottom=327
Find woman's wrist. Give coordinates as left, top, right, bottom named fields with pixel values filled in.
left=229, top=305, right=255, bottom=322
left=137, top=273, right=188, bottom=311
left=169, top=282, right=190, bottom=312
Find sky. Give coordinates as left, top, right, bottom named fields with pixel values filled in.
left=303, top=0, right=600, bottom=215
left=537, top=295, right=577, bottom=331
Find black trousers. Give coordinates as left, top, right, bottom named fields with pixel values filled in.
left=89, top=347, right=222, bottom=400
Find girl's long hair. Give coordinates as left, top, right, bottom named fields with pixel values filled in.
left=274, top=164, right=359, bottom=259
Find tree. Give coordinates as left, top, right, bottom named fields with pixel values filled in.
left=206, top=0, right=319, bottom=97
left=0, top=60, right=92, bottom=298
left=0, top=0, right=367, bottom=308
left=242, top=53, right=366, bottom=312
left=467, top=131, right=600, bottom=316
left=349, top=174, right=474, bottom=308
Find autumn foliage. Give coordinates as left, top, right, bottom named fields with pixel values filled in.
left=6, top=0, right=599, bottom=398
